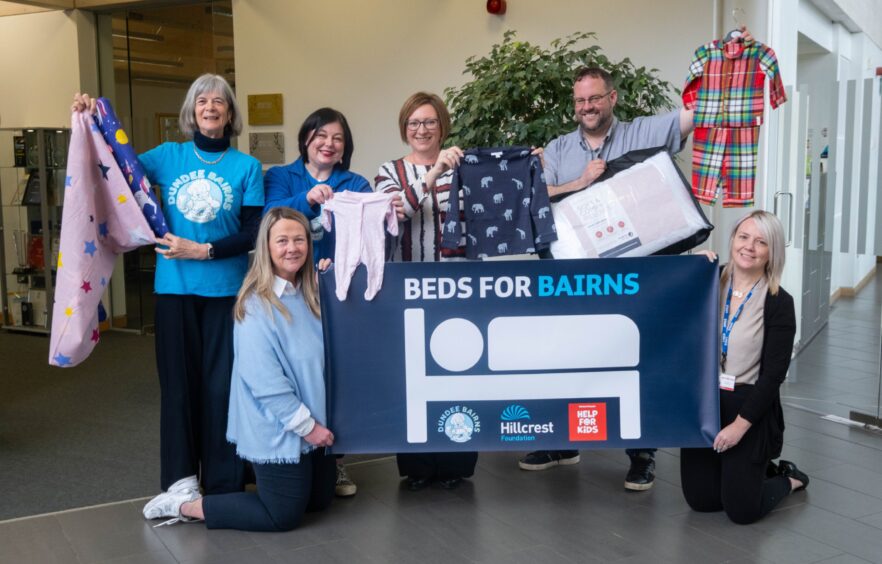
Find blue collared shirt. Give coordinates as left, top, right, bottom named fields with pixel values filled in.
left=543, top=110, right=684, bottom=186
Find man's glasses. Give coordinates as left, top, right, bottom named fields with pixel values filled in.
left=573, top=91, right=613, bottom=106
left=406, top=119, right=441, bottom=131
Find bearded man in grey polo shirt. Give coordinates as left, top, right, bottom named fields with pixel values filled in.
left=518, top=66, right=697, bottom=491
left=544, top=66, right=695, bottom=199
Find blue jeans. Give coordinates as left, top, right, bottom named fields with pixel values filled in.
left=203, top=449, right=335, bottom=531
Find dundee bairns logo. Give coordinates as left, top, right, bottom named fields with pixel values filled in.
left=500, top=405, right=554, bottom=442
left=437, top=405, right=481, bottom=443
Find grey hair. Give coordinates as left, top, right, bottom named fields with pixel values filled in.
left=178, top=74, right=243, bottom=138
left=721, top=210, right=786, bottom=295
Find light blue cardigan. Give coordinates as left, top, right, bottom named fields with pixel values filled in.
left=226, top=279, right=326, bottom=464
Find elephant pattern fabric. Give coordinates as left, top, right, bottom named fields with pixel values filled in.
left=442, top=146, right=557, bottom=259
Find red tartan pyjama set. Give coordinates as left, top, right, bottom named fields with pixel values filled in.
left=683, top=39, right=787, bottom=207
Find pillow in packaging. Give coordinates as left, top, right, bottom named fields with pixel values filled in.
left=550, top=149, right=712, bottom=259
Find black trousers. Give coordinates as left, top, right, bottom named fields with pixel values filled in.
left=203, top=449, right=335, bottom=531
left=154, top=294, right=246, bottom=494
left=397, top=452, right=478, bottom=481
left=680, top=386, right=791, bottom=524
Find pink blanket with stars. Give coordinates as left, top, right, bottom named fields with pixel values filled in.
left=49, top=111, right=154, bottom=367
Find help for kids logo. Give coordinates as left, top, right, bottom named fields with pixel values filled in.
left=568, top=403, right=607, bottom=441
left=437, top=405, right=481, bottom=443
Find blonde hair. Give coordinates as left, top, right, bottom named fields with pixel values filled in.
left=721, top=210, right=786, bottom=296
left=234, top=208, right=320, bottom=322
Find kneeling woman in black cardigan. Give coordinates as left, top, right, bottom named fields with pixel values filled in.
left=683, top=210, right=808, bottom=524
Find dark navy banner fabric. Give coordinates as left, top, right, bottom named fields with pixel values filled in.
left=320, top=256, right=720, bottom=453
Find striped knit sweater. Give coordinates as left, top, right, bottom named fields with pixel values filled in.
left=374, top=157, right=466, bottom=262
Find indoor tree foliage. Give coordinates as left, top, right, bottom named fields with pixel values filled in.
left=444, top=30, right=676, bottom=148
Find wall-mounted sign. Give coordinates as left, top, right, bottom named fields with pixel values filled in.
left=249, top=132, right=285, bottom=164
left=247, top=93, right=283, bottom=126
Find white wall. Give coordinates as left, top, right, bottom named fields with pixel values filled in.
left=232, top=0, right=716, bottom=181
left=835, top=0, right=882, bottom=51
left=798, top=0, right=834, bottom=53
left=0, top=10, right=97, bottom=129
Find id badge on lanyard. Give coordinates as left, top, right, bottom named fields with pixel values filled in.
left=720, top=279, right=759, bottom=391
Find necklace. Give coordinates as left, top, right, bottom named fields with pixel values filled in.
left=305, top=165, right=331, bottom=183
left=732, top=276, right=762, bottom=298
left=193, top=145, right=228, bottom=165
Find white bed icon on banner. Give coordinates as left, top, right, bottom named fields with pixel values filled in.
left=403, top=309, right=642, bottom=443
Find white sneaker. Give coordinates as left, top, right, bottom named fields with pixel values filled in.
left=166, top=475, right=198, bottom=494
left=142, top=488, right=201, bottom=522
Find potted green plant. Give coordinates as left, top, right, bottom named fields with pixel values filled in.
left=444, top=30, right=676, bottom=148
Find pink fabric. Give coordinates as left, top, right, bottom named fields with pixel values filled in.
left=321, top=191, right=398, bottom=301
left=48, top=111, right=154, bottom=367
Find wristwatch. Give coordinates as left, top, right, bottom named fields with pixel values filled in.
left=206, top=243, right=215, bottom=260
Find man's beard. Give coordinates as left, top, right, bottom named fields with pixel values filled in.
left=578, top=110, right=612, bottom=135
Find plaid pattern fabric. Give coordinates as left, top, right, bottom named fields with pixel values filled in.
left=692, top=126, right=760, bottom=207
left=684, top=40, right=786, bottom=128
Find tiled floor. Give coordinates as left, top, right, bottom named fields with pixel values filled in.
left=3, top=275, right=882, bottom=564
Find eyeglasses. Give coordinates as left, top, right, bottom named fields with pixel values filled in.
left=406, top=119, right=440, bottom=131
left=573, top=91, right=613, bottom=106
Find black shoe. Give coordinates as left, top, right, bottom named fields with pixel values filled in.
left=778, top=460, right=809, bottom=492
left=624, top=454, right=655, bottom=491
left=765, top=460, right=780, bottom=478
left=405, top=477, right=431, bottom=491
left=439, top=477, right=462, bottom=490
left=518, top=450, right=580, bottom=471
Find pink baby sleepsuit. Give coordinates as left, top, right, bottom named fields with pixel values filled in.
left=321, top=191, right=398, bottom=301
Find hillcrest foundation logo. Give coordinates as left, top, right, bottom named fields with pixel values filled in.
left=437, top=405, right=481, bottom=443
left=499, top=404, right=554, bottom=442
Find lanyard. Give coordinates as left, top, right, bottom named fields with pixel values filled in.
left=720, top=278, right=759, bottom=371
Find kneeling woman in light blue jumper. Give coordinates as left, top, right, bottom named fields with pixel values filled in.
left=144, top=207, right=336, bottom=531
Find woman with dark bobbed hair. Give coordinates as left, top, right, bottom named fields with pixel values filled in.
left=74, top=73, right=264, bottom=508
left=263, top=107, right=370, bottom=497
left=264, top=107, right=372, bottom=263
